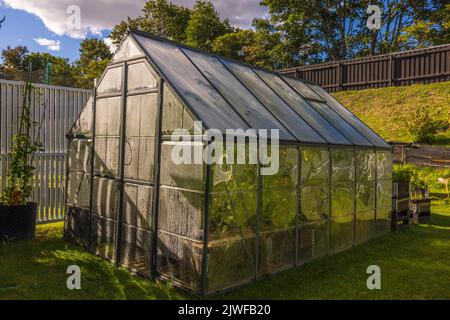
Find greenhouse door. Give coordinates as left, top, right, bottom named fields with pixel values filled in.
left=90, top=62, right=159, bottom=278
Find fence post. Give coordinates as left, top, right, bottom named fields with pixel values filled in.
left=389, top=55, right=394, bottom=86
left=337, top=61, right=342, bottom=91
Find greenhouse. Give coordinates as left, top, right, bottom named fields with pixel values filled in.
left=64, top=30, right=393, bottom=295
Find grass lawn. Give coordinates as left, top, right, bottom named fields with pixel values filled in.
left=0, top=198, right=449, bottom=300
left=333, top=81, right=450, bottom=145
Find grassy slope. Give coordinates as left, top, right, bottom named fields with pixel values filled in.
left=333, top=81, right=450, bottom=145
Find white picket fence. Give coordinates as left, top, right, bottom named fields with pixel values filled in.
left=0, top=79, right=91, bottom=223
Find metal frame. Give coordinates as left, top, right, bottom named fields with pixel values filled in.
left=87, top=81, right=97, bottom=250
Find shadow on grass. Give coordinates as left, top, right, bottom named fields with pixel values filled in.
left=0, top=223, right=190, bottom=300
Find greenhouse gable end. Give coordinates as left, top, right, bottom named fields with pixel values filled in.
left=64, top=30, right=393, bottom=295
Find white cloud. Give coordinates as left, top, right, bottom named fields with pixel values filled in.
left=34, top=37, right=61, bottom=51
left=103, top=37, right=117, bottom=53
left=2, top=0, right=266, bottom=39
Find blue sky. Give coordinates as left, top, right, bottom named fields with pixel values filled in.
left=0, top=0, right=266, bottom=63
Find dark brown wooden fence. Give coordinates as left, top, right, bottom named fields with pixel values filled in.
left=281, top=44, right=450, bottom=92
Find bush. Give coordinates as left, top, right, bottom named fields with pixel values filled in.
left=404, top=107, right=439, bottom=143
left=393, top=164, right=417, bottom=183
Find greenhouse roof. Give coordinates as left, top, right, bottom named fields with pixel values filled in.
left=128, top=30, right=391, bottom=149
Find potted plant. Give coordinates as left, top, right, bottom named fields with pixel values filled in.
left=410, top=175, right=431, bottom=223
left=0, top=68, right=43, bottom=241
left=392, top=165, right=415, bottom=230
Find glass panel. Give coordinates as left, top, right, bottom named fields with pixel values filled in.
left=126, top=94, right=157, bottom=138
left=256, top=71, right=350, bottom=145
left=162, top=84, right=196, bottom=135
left=127, top=62, right=158, bottom=92
left=90, top=214, right=116, bottom=261
left=283, top=77, right=326, bottom=102
left=111, top=36, right=145, bottom=63
left=330, top=215, right=354, bottom=253
left=66, top=172, right=90, bottom=209
left=331, top=149, right=355, bottom=217
left=124, top=137, right=155, bottom=182
left=262, top=147, right=298, bottom=189
left=95, top=97, right=121, bottom=137
left=356, top=151, right=376, bottom=213
left=156, top=231, right=202, bottom=292
left=298, top=220, right=328, bottom=262
left=123, top=183, right=153, bottom=230
left=97, top=67, right=122, bottom=96
left=377, top=151, right=393, bottom=180
left=160, top=142, right=205, bottom=191
left=94, top=137, right=120, bottom=176
left=259, top=189, right=296, bottom=275
left=121, top=226, right=152, bottom=276
left=184, top=48, right=296, bottom=141
left=71, top=96, right=93, bottom=136
left=308, top=83, right=391, bottom=148
left=92, top=177, right=120, bottom=221
left=134, top=34, right=248, bottom=132
left=355, top=211, right=375, bottom=244
left=309, top=101, right=372, bottom=147
left=158, top=187, right=204, bottom=240
left=301, top=148, right=330, bottom=222
left=377, top=180, right=393, bottom=208
left=222, top=58, right=326, bottom=142
left=65, top=207, right=90, bottom=245
left=67, top=138, right=92, bottom=173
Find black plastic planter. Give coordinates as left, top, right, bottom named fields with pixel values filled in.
left=0, top=203, right=37, bottom=241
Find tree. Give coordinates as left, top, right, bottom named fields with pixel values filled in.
left=109, top=0, right=191, bottom=45
left=212, top=29, right=256, bottom=62
left=73, top=38, right=112, bottom=89
left=1, top=45, right=29, bottom=71
left=185, top=0, right=232, bottom=51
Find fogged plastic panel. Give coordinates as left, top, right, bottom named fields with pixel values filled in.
left=90, top=214, right=117, bottom=260
left=92, top=177, right=120, bottom=220
left=355, top=211, right=375, bottom=245
left=111, top=36, right=145, bottom=63
left=223, top=59, right=328, bottom=142
left=207, top=236, right=256, bottom=294
left=158, top=187, right=204, bottom=240
left=301, top=185, right=329, bottom=221
left=259, top=189, right=296, bottom=275
left=65, top=207, right=90, bottom=245
left=159, top=142, right=205, bottom=191
left=124, top=137, right=155, bottom=182
left=71, top=96, right=93, bottom=136
left=283, top=77, right=326, bottom=102
left=127, top=62, right=158, bottom=93
left=301, top=148, right=330, bottom=186
left=331, top=150, right=355, bottom=218
left=162, top=84, right=196, bottom=135
left=184, top=49, right=296, bottom=142
left=121, top=226, right=152, bottom=276
left=298, top=220, right=328, bottom=262
left=256, top=71, right=350, bottom=145
left=377, top=151, right=393, bottom=180
left=94, top=137, right=120, bottom=177
left=309, top=101, right=372, bottom=147
left=308, top=84, right=391, bottom=148
left=330, top=215, right=354, bottom=253
left=377, top=180, right=393, bottom=208
left=262, top=147, right=298, bottom=189
left=97, top=67, right=122, bottom=96
left=356, top=151, right=376, bottom=213
left=126, top=94, right=157, bottom=138
left=375, top=206, right=392, bottom=236
left=157, top=231, right=202, bottom=292
left=68, top=138, right=92, bottom=173
left=134, top=34, right=248, bottom=132
left=95, top=97, right=121, bottom=137
left=66, top=172, right=90, bottom=209
left=123, top=183, right=153, bottom=231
